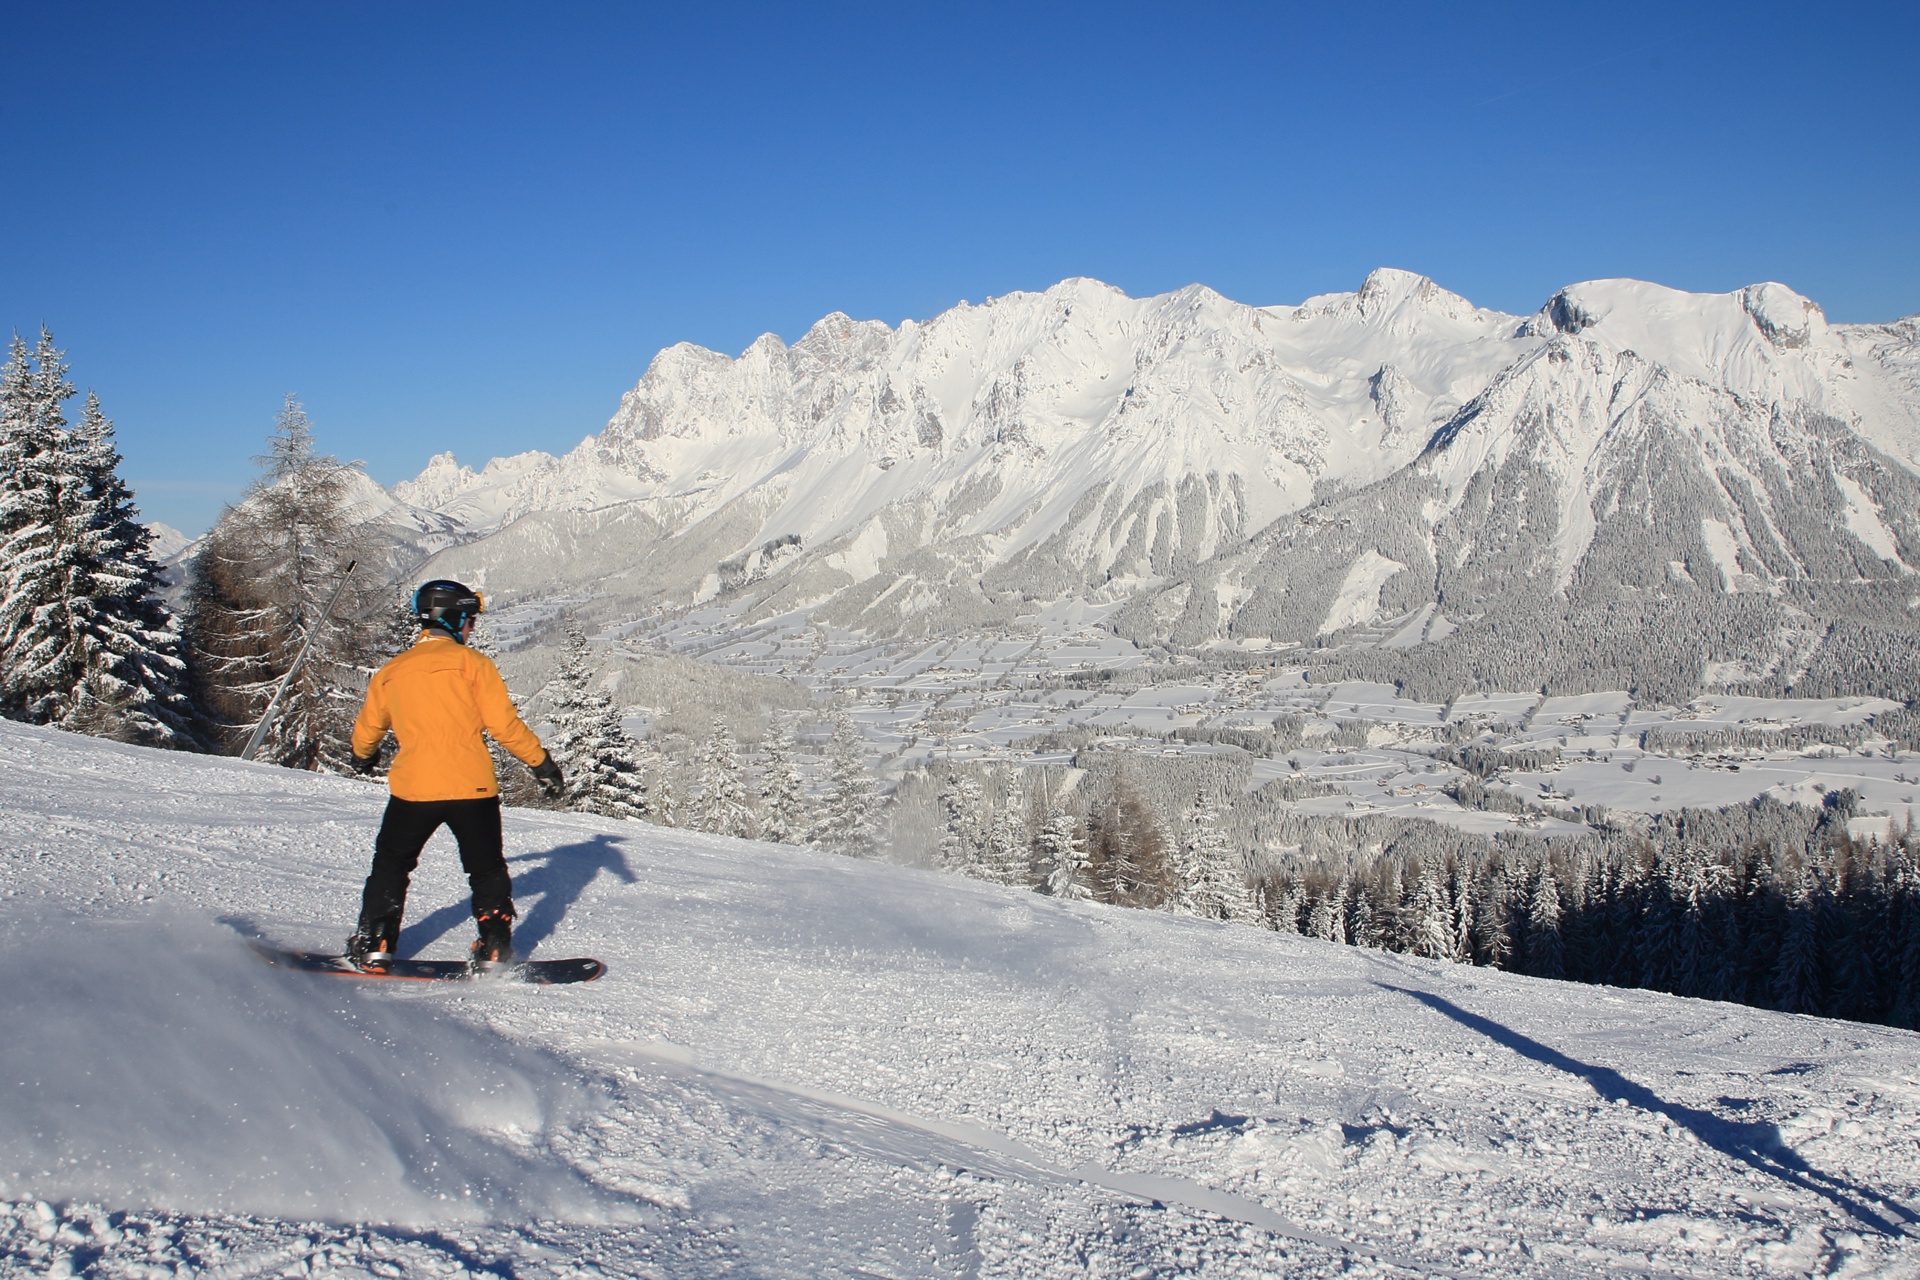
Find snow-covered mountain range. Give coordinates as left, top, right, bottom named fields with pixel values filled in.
left=362, top=270, right=1920, bottom=698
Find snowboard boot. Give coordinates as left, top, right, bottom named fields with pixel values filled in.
left=346, top=915, right=400, bottom=974
left=469, top=906, right=515, bottom=973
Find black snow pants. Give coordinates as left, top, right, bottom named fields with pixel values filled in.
left=357, top=796, right=512, bottom=927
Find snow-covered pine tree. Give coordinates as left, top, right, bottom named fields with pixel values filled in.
left=1408, top=859, right=1456, bottom=960
left=1891, top=845, right=1920, bottom=1030
left=1307, top=877, right=1347, bottom=943
left=980, top=769, right=1032, bottom=887
left=1770, top=859, right=1825, bottom=1015
left=1172, top=791, right=1260, bottom=923
left=1525, top=862, right=1565, bottom=980
left=545, top=622, right=648, bottom=820
left=652, top=764, right=678, bottom=827
left=757, top=714, right=806, bottom=843
left=1449, top=861, right=1476, bottom=963
left=0, top=331, right=84, bottom=723
left=810, top=713, right=878, bottom=856
left=1035, top=803, right=1093, bottom=900
left=1634, top=853, right=1681, bottom=993
left=937, top=766, right=986, bottom=874
left=1271, top=880, right=1304, bottom=935
left=0, top=330, right=194, bottom=742
left=696, top=720, right=756, bottom=838
left=61, top=392, right=196, bottom=745
left=1674, top=851, right=1720, bottom=999
left=1347, top=879, right=1376, bottom=948
left=1470, top=862, right=1514, bottom=968
left=183, top=394, right=380, bottom=768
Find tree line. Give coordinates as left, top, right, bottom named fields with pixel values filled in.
left=905, top=745, right=1920, bottom=1031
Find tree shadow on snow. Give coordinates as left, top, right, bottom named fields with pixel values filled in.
left=399, top=835, right=635, bottom=959
left=1376, top=983, right=1919, bottom=1239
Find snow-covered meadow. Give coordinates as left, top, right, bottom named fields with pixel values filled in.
left=3, top=719, right=1918, bottom=1278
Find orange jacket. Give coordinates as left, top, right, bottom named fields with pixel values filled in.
left=351, top=632, right=548, bottom=802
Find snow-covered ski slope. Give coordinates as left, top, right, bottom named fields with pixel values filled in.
left=4, top=720, right=1918, bottom=1279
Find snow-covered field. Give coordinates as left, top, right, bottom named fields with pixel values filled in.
left=4, top=719, right=1918, bottom=1279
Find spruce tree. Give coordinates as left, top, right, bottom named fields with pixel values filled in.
left=981, top=769, right=1032, bottom=887
left=811, top=713, right=878, bottom=856
left=0, top=331, right=192, bottom=742
left=1348, top=882, right=1376, bottom=949
left=183, top=394, right=379, bottom=767
left=1635, top=855, right=1681, bottom=993
left=937, top=766, right=986, bottom=874
left=1036, top=803, right=1093, bottom=900
left=1172, top=791, right=1259, bottom=923
left=696, top=720, right=756, bottom=837
left=757, top=714, right=807, bottom=843
left=1890, top=848, right=1920, bottom=1029
left=546, top=622, right=648, bottom=820
left=1771, top=861, right=1825, bottom=1014
left=1408, top=859, right=1456, bottom=960
left=1479, top=861, right=1519, bottom=970
left=0, top=330, right=82, bottom=721
left=1449, top=862, right=1476, bottom=963
left=651, top=759, right=678, bottom=827
left=1526, top=863, right=1566, bottom=980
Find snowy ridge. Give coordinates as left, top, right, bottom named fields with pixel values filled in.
left=395, top=270, right=1543, bottom=623
left=4, top=720, right=1919, bottom=1277
left=355, top=272, right=1920, bottom=678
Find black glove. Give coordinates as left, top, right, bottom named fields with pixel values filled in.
left=532, top=754, right=566, bottom=798
left=350, top=751, right=379, bottom=775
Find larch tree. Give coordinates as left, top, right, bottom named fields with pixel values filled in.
left=184, top=394, right=381, bottom=768
left=1086, top=764, right=1171, bottom=907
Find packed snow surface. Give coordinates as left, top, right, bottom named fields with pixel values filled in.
left=3, top=720, right=1919, bottom=1278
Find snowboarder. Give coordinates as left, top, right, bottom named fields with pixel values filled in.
left=344, top=580, right=565, bottom=972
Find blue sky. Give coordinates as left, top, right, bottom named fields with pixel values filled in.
left=3, top=2, right=1914, bottom=532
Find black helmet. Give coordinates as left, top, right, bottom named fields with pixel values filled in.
left=413, top=579, right=485, bottom=641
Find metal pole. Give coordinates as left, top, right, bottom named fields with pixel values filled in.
left=240, top=559, right=358, bottom=762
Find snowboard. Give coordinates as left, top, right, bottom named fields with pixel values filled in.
left=250, top=941, right=604, bottom=985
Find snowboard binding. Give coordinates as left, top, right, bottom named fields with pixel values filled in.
left=468, top=907, right=515, bottom=974
left=346, top=918, right=399, bottom=974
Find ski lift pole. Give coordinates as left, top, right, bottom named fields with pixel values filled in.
left=240, top=559, right=357, bottom=762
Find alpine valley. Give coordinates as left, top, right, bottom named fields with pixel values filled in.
left=363, top=269, right=1920, bottom=707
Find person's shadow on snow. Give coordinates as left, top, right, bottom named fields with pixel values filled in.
left=1376, top=983, right=1920, bottom=1238
left=399, top=835, right=635, bottom=959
